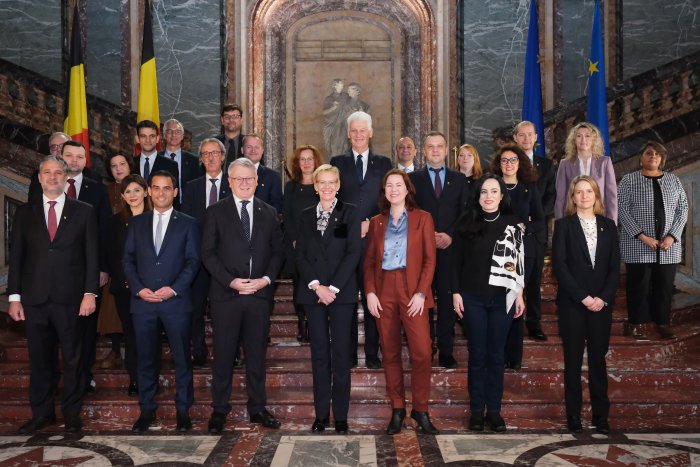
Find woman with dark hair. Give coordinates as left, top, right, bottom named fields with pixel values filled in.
left=364, top=169, right=438, bottom=435
left=490, top=144, right=544, bottom=370
left=283, top=145, right=323, bottom=341
left=452, top=174, right=525, bottom=432
left=618, top=141, right=688, bottom=340
left=105, top=153, right=135, bottom=212
left=104, top=174, right=152, bottom=395
left=552, top=176, right=619, bottom=434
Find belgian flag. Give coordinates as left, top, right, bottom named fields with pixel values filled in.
left=137, top=0, right=160, bottom=149
left=64, top=5, right=90, bottom=164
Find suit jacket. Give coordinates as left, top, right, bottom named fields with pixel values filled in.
left=182, top=174, right=232, bottom=226
left=132, top=154, right=180, bottom=183
left=532, top=155, right=556, bottom=217
left=363, top=209, right=436, bottom=308
left=555, top=157, right=617, bottom=222
left=409, top=166, right=468, bottom=236
left=159, top=150, right=203, bottom=194
left=552, top=214, right=620, bottom=308
left=201, top=196, right=284, bottom=302
left=122, top=210, right=200, bottom=314
left=8, top=197, right=99, bottom=306
left=295, top=200, right=361, bottom=305
left=216, top=133, right=245, bottom=169
left=255, top=164, right=283, bottom=212
left=331, top=151, right=392, bottom=221
left=104, top=212, right=130, bottom=294
left=28, top=167, right=98, bottom=203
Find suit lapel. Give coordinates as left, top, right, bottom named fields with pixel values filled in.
left=158, top=211, right=179, bottom=254
left=32, top=201, right=51, bottom=242
left=53, top=199, right=76, bottom=243
left=321, top=205, right=339, bottom=248
left=593, top=216, right=607, bottom=270
left=570, top=216, right=593, bottom=267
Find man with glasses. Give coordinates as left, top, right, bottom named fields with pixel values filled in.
left=161, top=119, right=203, bottom=203
left=215, top=104, right=245, bottom=169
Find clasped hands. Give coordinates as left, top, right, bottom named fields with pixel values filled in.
left=640, top=233, right=674, bottom=252
left=581, top=295, right=605, bottom=312
left=230, top=278, right=268, bottom=295
left=138, top=287, right=176, bottom=302
left=366, top=292, right=425, bottom=318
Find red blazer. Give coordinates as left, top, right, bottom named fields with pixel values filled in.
left=363, top=208, right=436, bottom=308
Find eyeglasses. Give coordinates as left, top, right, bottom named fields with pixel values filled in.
left=222, top=114, right=242, bottom=121
left=49, top=143, right=65, bottom=151
left=299, top=157, right=315, bottom=163
left=201, top=150, right=222, bottom=158
left=500, top=157, right=519, bottom=165
left=232, top=176, right=256, bottom=184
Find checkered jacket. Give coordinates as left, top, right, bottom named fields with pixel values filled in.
left=618, top=170, right=688, bottom=264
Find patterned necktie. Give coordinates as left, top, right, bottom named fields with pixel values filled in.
left=169, top=152, right=176, bottom=160
left=355, top=154, right=363, bottom=185
left=430, top=167, right=442, bottom=199
left=143, top=157, right=151, bottom=181
left=240, top=200, right=251, bottom=242
left=209, top=178, right=218, bottom=207
left=67, top=179, right=77, bottom=199
left=154, top=213, right=163, bottom=254
left=47, top=200, right=57, bottom=241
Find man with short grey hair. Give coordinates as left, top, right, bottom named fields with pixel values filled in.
left=161, top=118, right=203, bottom=203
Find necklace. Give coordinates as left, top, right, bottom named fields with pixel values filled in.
left=484, top=212, right=501, bottom=222
left=506, top=182, right=518, bottom=191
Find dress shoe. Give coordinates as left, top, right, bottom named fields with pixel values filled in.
left=386, top=408, right=406, bottom=435
left=18, top=414, right=56, bottom=434
left=192, top=355, right=208, bottom=368
left=127, top=380, right=138, bottom=397
left=505, top=361, right=522, bottom=370
left=528, top=328, right=548, bottom=341
left=250, top=409, right=281, bottom=429
left=84, top=379, right=97, bottom=395
left=176, top=411, right=192, bottom=433
left=567, top=415, right=583, bottom=433
left=132, top=411, right=156, bottom=433
left=233, top=357, right=244, bottom=369
left=335, top=420, right=349, bottom=434
left=351, top=355, right=358, bottom=368
left=410, top=410, right=439, bottom=435
left=657, top=324, right=675, bottom=340
left=486, top=412, right=507, bottom=432
left=468, top=413, right=484, bottom=431
left=365, top=355, right=382, bottom=369
left=438, top=354, right=457, bottom=369
left=630, top=324, right=649, bottom=341
left=311, top=418, right=329, bottom=432
left=64, top=413, right=82, bottom=433
left=592, top=416, right=610, bottom=435
left=208, top=412, right=226, bottom=434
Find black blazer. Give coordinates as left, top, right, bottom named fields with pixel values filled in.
left=533, top=156, right=556, bottom=218
left=201, top=196, right=284, bottom=302
left=132, top=154, right=179, bottom=182
left=295, top=201, right=361, bottom=305
left=552, top=214, right=620, bottom=308
left=182, top=174, right=232, bottom=226
left=255, top=164, right=283, bottom=212
left=8, top=198, right=99, bottom=306
left=104, top=212, right=130, bottom=294
left=330, top=151, right=392, bottom=221
left=409, top=167, right=468, bottom=236
left=159, top=150, right=203, bottom=193
left=216, top=133, right=245, bottom=169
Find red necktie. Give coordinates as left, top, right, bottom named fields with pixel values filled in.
left=430, top=167, right=442, bottom=199
left=67, top=178, right=77, bottom=199
left=47, top=200, right=57, bottom=241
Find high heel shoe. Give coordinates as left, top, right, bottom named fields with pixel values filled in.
left=386, top=408, right=406, bottom=435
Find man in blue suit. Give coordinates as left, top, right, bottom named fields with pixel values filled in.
left=242, top=134, right=283, bottom=213
left=123, top=170, right=200, bottom=433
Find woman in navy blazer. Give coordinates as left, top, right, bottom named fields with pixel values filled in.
left=552, top=175, right=620, bottom=435
left=295, top=164, right=361, bottom=434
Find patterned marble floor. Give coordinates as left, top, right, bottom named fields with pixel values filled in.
left=1, top=427, right=699, bottom=466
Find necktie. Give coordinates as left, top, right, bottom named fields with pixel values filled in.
left=208, top=178, right=218, bottom=206
left=154, top=213, right=163, bottom=255
left=47, top=200, right=57, bottom=241
left=67, top=178, right=77, bottom=199
left=430, top=167, right=442, bottom=199
left=169, top=152, right=176, bottom=160
left=240, top=200, right=251, bottom=242
left=143, top=157, right=151, bottom=180
left=355, top=154, right=363, bottom=185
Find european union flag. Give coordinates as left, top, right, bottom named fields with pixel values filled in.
left=522, top=0, right=546, bottom=157
left=586, top=0, right=611, bottom=156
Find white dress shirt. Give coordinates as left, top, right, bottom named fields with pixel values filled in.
left=140, top=150, right=158, bottom=177
left=397, top=163, right=415, bottom=173
left=352, top=149, right=369, bottom=178
left=152, top=207, right=174, bottom=248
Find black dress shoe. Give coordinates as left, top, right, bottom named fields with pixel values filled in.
left=233, top=357, right=244, bottom=369
left=311, top=418, right=329, bottom=433
left=250, top=409, right=281, bottom=429
left=334, top=420, right=349, bottom=434
left=208, top=412, right=226, bottom=434
left=528, top=328, right=548, bottom=341
left=592, top=416, right=610, bottom=435
left=438, top=354, right=458, bottom=369
left=468, top=413, right=484, bottom=431
left=505, top=361, right=522, bottom=370
left=176, top=411, right=192, bottom=433
left=18, top=414, right=56, bottom=434
left=365, top=355, right=382, bottom=369
left=410, top=410, right=439, bottom=435
left=486, top=412, right=507, bottom=432
left=127, top=380, right=138, bottom=397
left=567, top=415, right=583, bottom=433
left=386, top=408, right=406, bottom=435
left=192, top=355, right=208, bottom=368
left=84, top=379, right=96, bottom=395
left=64, top=413, right=82, bottom=433
left=132, top=411, right=156, bottom=433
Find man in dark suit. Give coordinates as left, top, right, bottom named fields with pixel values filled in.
left=8, top=156, right=99, bottom=434
left=161, top=118, right=204, bottom=203
left=513, top=120, right=556, bottom=341
left=123, top=170, right=200, bottom=433
left=182, top=138, right=231, bottom=367
left=202, top=158, right=285, bottom=433
left=395, top=136, right=417, bottom=173
left=330, top=111, right=392, bottom=369
left=132, top=120, right=179, bottom=183
left=242, top=134, right=283, bottom=212
left=409, top=131, right=468, bottom=369
left=215, top=103, right=245, bottom=169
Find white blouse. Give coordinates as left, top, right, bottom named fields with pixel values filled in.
left=578, top=216, right=598, bottom=268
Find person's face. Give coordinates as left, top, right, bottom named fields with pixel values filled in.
left=200, top=142, right=225, bottom=176
left=38, top=160, right=67, bottom=198
left=348, top=86, right=360, bottom=98
left=458, top=148, right=475, bottom=173
left=221, top=110, right=243, bottom=133
left=298, top=149, right=316, bottom=176
left=164, top=123, right=184, bottom=148
left=148, top=175, right=177, bottom=211
left=228, top=165, right=258, bottom=199
left=121, top=182, right=147, bottom=210
left=49, top=135, right=68, bottom=156
left=424, top=135, right=447, bottom=168
left=514, top=124, right=537, bottom=153
left=640, top=146, right=662, bottom=172
left=62, top=145, right=87, bottom=176
left=138, top=127, right=159, bottom=153
left=242, top=137, right=264, bottom=163
left=384, top=173, right=408, bottom=206
left=572, top=180, right=596, bottom=211
left=347, top=119, right=373, bottom=152
left=110, top=155, right=130, bottom=183
left=333, top=81, right=344, bottom=93
left=575, top=127, right=594, bottom=154
left=396, top=138, right=416, bottom=165
left=479, top=178, right=503, bottom=213
left=499, top=150, right=519, bottom=178
left=314, top=171, right=339, bottom=203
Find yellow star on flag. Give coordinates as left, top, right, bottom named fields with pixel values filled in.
left=588, top=59, right=599, bottom=76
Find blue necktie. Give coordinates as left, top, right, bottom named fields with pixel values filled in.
left=143, top=157, right=151, bottom=181
left=355, top=154, right=363, bottom=185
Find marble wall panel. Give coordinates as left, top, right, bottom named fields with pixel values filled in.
left=622, top=0, right=700, bottom=78
left=559, top=0, right=595, bottom=105
left=0, top=0, right=62, bottom=81
left=86, top=0, right=122, bottom=105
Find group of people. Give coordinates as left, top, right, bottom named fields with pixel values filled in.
left=7, top=105, right=688, bottom=437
